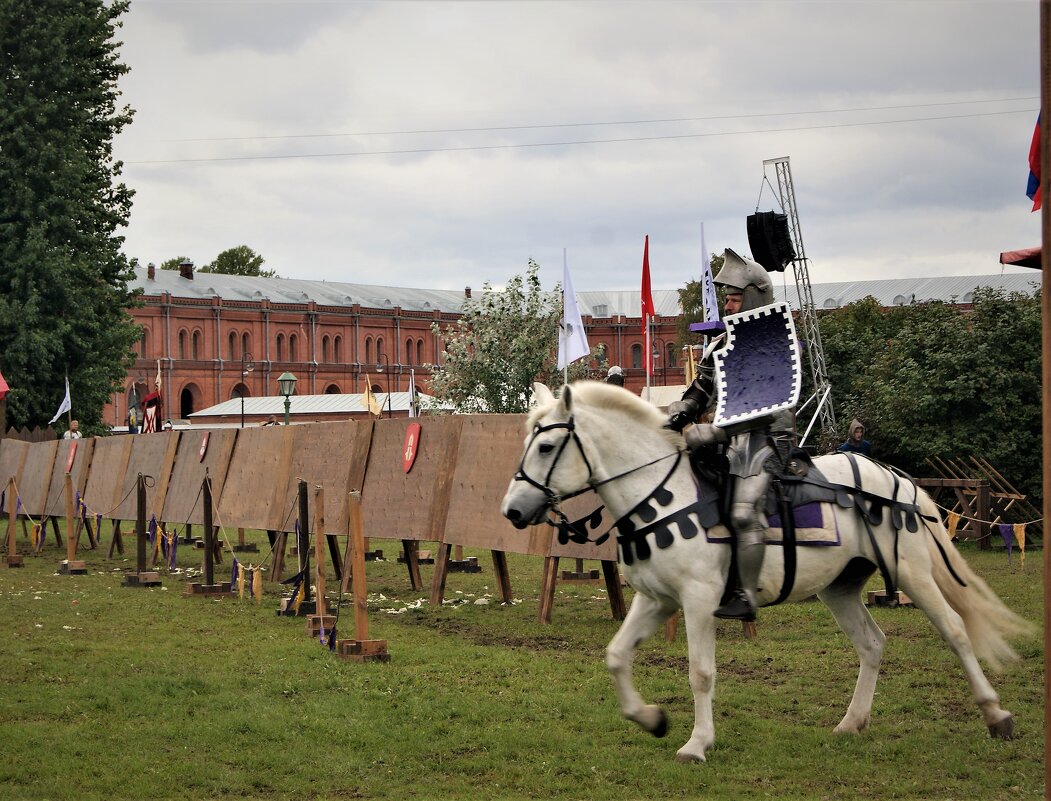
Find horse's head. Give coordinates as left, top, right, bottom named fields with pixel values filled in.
left=501, top=382, right=594, bottom=529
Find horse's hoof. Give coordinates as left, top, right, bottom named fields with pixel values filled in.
left=988, top=715, right=1014, bottom=740
left=675, top=748, right=706, bottom=764
left=650, top=708, right=669, bottom=738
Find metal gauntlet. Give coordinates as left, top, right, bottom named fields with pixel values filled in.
left=667, top=368, right=715, bottom=432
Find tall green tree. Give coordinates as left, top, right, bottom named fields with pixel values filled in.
left=428, top=260, right=592, bottom=414
left=202, top=245, right=276, bottom=277
left=0, top=0, right=140, bottom=432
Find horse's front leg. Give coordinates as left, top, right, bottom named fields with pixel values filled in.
left=605, top=592, right=677, bottom=738
left=675, top=587, right=721, bottom=763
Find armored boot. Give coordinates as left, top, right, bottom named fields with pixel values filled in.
left=714, top=541, right=764, bottom=622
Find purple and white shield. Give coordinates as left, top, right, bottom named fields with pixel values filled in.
left=713, top=301, right=801, bottom=427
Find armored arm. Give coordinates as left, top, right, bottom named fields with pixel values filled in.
left=667, top=363, right=716, bottom=432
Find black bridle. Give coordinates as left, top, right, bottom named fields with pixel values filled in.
left=512, top=414, right=684, bottom=539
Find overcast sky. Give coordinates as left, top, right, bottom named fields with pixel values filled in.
left=113, top=0, right=1042, bottom=295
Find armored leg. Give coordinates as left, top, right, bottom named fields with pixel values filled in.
left=714, top=472, right=770, bottom=622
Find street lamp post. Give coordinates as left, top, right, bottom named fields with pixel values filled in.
left=652, top=338, right=668, bottom=386
left=277, top=371, right=297, bottom=426
left=239, top=352, right=254, bottom=428
left=376, top=355, right=392, bottom=418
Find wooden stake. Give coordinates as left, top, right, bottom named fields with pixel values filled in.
left=5, top=477, right=21, bottom=567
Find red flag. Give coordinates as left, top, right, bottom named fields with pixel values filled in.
left=641, top=235, right=656, bottom=376
left=1027, top=114, right=1041, bottom=211
left=0, top=370, right=8, bottom=401
left=641, top=235, right=655, bottom=332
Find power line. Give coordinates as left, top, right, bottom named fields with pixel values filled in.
left=126, top=108, right=1037, bottom=166
left=166, top=96, right=1038, bottom=143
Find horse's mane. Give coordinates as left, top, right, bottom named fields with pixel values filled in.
left=528, top=381, right=681, bottom=448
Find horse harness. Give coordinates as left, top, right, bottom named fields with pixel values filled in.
left=513, top=416, right=965, bottom=606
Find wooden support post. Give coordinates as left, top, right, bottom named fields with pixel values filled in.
left=123, top=474, right=160, bottom=587
left=538, top=555, right=559, bottom=624
left=109, top=520, right=124, bottom=557
left=271, top=531, right=287, bottom=583
left=429, top=542, right=451, bottom=605
left=601, top=560, right=626, bottom=620
left=402, top=540, right=422, bottom=591
left=58, top=472, right=85, bottom=574
left=334, top=491, right=388, bottom=662
left=306, top=486, right=336, bottom=637
left=186, top=474, right=229, bottom=596
left=5, top=477, right=20, bottom=567
left=298, top=480, right=311, bottom=607
left=49, top=516, right=62, bottom=547
left=491, top=550, right=512, bottom=604
left=327, top=534, right=343, bottom=582
left=976, top=478, right=991, bottom=551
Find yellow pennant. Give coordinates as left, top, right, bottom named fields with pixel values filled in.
left=1013, top=524, right=1026, bottom=566
left=237, top=564, right=246, bottom=599
left=685, top=344, right=697, bottom=385
left=947, top=511, right=960, bottom=539
left=32, top=523, right=42, bottom=550
left=252, top=567, right=263, bottom=603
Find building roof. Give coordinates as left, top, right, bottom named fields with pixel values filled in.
left=188, top=391, right=441, bottom=419
left=131, top=266, right=1039, bottom=316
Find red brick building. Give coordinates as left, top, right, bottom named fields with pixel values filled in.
left=106, top=262, right=683, bottom=426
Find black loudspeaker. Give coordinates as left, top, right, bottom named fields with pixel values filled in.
left=747, top=211, right=796, bottom=272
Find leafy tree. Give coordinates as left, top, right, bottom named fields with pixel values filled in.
left=428, top=260, right=593, bottom=414
left=0, top=0, right=140, bottom=433
left=818, top=288, right=1041, bottom=502
left=160, top=256, right=191, bottom=271
left=201, top=245, right=276, bottom=277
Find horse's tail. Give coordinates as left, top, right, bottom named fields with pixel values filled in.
left=916, top=491, right=1036, bottom=671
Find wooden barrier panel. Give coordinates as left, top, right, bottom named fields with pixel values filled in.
left=81, top=436, right=133, bottom=520
left=0, top=439, right=29, bottom=513
left=17, top=439, right=58, bottom=517
left=217, top=425, right=295, bottom=531
left=361, top=416, right=462, bottom=542
left=110, top=433, right=179, bottom=521
left=44, top=439, right=95, bottom=518
left=272, top=421, right=373, bottom=535
left=441, top=414, right=550, bottom=556
left=162, top=429, right=238, bottom=526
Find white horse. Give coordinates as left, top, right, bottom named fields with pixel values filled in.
left=500, top=381, right=1032, bottom=763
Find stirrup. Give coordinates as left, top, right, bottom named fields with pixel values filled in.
left=713, top=590, right=757, bottom=622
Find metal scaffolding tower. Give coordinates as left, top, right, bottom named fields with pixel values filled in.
left=762, top=156, right=836, bottom=442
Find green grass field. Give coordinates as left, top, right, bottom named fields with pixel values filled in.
left=0, top=523, right=1043, bottom=800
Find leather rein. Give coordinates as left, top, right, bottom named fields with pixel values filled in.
left=511, top=415, right=684, bottom=544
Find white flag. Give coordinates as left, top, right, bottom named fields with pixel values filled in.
left=48, top=377, right=71, bottom=424
left=407, top=369, right=419, bottom=418
left=700, top=222, right=719, bottom=323
left=557, top=251, right=590, bottom=370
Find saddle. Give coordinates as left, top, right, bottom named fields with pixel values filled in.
left=692, top=448, right=930, bottom=608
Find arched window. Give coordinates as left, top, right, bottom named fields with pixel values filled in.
left=405, top=338, right=414, bottom=365
left=417, top=339, right=424, bottom=365
left=333, top=335, right=343, bottom=362
left=276, top=333, right=285, bottom=361
left=241, top=332, right=250, bottom=359
left=191, top=330, right=201, bottom=360
left=139, top=328, right=149, bottom=357
left=230, top=383, right=249, bottom=400
left=228, top=331, right=236, bottom=361
left=324, top=383, right=341, bottom=394
left=321, top=335, right=330, bottom=363
left=376, top=337, right=385, bottom=361
left=666, top=343, right=677, bottom=369
left=178, top=330, right=187, bottom=360
left=364, top=337, right=372, bottom=365
left=631, top=343, right=642, bottom=370
left=289, top=334, right=298, bottom=361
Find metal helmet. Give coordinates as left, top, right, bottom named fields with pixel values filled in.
left=714, top=248, right=774, bottom=313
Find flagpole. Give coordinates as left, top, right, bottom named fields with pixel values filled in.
left=562, top=248, right=569, bottom=386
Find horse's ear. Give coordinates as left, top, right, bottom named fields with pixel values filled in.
left=560, top=384, right=573, bottom=411
left=532, top=383, right=555, bottom=405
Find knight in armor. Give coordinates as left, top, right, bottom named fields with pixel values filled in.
left=667, top=248, right=797, bottom=622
